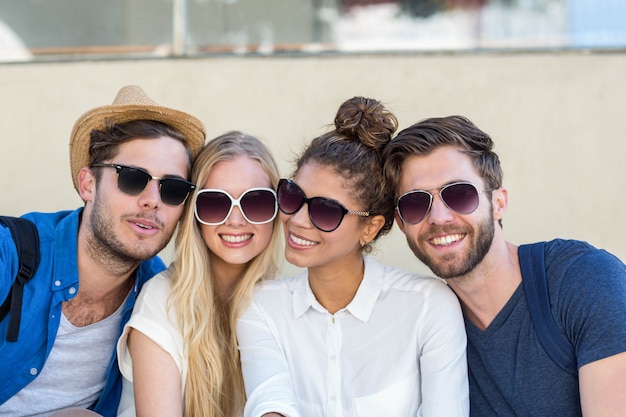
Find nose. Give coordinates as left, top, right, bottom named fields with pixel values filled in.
left=138, top=179, right=161, bottom=209
left=225, top=205, right=246, bottom=226
left=425, top=193, right=455, bottom=225
left=284, top=203, right=312, bottom=229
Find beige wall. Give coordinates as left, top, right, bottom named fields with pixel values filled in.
left=1, top=52, right=625, bottom=277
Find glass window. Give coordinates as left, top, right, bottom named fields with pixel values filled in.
left=0, top=0, right=174, bottom=61
left=1, top=0, right=625, bottom=63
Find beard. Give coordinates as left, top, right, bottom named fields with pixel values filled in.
left=406, top=211, right=495, bottom=279
left=87, top=193, right=167, bottom=271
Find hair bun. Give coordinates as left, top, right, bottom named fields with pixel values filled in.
left=334, top=97, right=398, bottom=151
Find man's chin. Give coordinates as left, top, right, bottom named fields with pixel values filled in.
left=126, top=242, right=165, bottom=262
left=429, top=264, right=468, bottom=280
left=411, top=247, right=467, bottom=279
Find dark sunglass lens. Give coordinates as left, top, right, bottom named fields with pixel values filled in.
left=241, top=190, right=277, bottom=223
left=397, top=191, right=431, bottom=224
left=117, top=167, right=151, bottom=195
left=196, top=191, right=231, bottom=223
left=160, top=179, right=193, bottom=206
left=442, top=183, right=479, bottom=214
left=278, top=180, right=304, bottom=214
left=309, top=198, right=344, bottom=232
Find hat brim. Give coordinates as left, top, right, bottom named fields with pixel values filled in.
left=69, top=104, right=206, bottom=192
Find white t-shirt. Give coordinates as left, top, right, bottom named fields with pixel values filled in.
left=237, top=256, right=469, bottom=417
left=116, top=269, right=186, bottom=417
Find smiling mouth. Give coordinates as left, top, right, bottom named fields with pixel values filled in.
left=135, top=222, right=154, bottom=230
left=289, top=233, right=317, bottom=246
left=431, top=234, right=465, bottom=246
left=221, top=234, right=252, bottom=243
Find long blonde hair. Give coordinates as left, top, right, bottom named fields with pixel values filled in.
left=170, top=131, right=282, bottom=417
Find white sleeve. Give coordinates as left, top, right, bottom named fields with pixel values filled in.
left=236, top=295, right=301, bottom=417
left=417, top=281, right=469, bottom=417
left=116, top=273, right=185, bottom=383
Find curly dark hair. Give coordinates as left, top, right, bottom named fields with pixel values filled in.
left=293, top=97, right=398, bottom=251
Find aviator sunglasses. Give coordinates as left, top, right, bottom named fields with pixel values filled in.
left=92, top=163, right=195, bottom=206
left=277, top=178, right=369, bottom=232
left=194, top=188, right=277, bottom=225
left=396, top=181, right=492, bottom=224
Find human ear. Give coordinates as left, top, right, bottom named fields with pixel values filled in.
left=77, top=167, right=96, bottom=202
left=361, top=214, right=386, bottom=246
left=492, top=187, right=508, bottom=221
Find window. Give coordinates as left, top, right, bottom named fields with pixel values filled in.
left=1, top=0, right=624, bottom=63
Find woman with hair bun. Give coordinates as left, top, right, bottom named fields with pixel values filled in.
left=237, top=98, right=469, bottom=417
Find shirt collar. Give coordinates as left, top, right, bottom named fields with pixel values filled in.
left=292, top=269, right=314, bottom=318
left=291, top=256, right=384, bottom=322
left=345, top=256, right=383, bottom=322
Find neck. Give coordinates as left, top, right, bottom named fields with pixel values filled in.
left=210, top=253, right=246, bottom=302
left=308, top=252, right=364, bottom=314
left=69, top=232, right=138, bottom=327
left=446, top=237, right=522, bottom=330
left=77, top=228, right=139, bottom=298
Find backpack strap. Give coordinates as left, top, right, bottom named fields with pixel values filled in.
left=519, top=242, right=577, bottom=375
left=0, top=216, right=40, bottom=342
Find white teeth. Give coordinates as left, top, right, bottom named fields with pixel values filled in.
left=136, top=223, right=152, bottom=229
left=221, top=234, right=252, bottom=243
left=432, top=234, right=464, bottom=246
left=290, top=234, right=317, bottom=246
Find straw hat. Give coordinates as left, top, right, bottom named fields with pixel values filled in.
left=69, top=85, right=206, bottom=191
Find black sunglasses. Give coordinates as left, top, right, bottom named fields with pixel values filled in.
left=396, top=181, right=491, bottom=224
left=277, top=178, right=369, bottom=232
left=194, top=188, right=277, bottom=225
left=92, top=163, right=195, bottom=206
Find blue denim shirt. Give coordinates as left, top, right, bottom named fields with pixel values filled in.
left=0, top=208, right=166, bottom=416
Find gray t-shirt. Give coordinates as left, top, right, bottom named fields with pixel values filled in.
left=466, top=239, right=626, bottom=416
left=1, top=299, right=125, bottom=417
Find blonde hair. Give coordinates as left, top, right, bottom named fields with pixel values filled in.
left=169, top=131, right=282, bottom=417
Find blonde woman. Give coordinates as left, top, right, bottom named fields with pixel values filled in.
left=116, top=131, right=282, bottom=417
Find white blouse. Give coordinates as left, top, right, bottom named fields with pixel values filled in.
left=237, top=256, right=469, bottom=417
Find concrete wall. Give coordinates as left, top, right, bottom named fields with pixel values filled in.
left=1, top=51, right=624, bottom=277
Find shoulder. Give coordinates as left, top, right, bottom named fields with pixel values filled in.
left=137, top=268, right=175, bottom=304
left=140, top=269, right=174, bottom=294
left=1, top=210, right=78, bottom=289
left=253, top=271, right=305, bottom=293
left=372, top=258, right=451, bottom=293
left=545, top=238, right=620, bottom=265
left=1, top=209, right=77, bottom=243
left=544, top=239, right=625, bottom=283
left=541, top=240, right=626, bottom=367
left=542, top=239, right=626, bottom=309
left=136, top=256, right=167, bottom=287
left=366, top=258, right=459, bottom=309
left=248, top=272, right=307, bottom=314
left=128, top=270, right=177, bottom=328
left=21, top=209, right=79, bottom=236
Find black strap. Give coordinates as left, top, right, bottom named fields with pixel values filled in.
left=0, top=216, right=40, bottom=342
left=519, top=242, right=577, bottom=375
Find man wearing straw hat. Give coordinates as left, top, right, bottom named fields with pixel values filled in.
left=0, top=85, right=205, bottom=416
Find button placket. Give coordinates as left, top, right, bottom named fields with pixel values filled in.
left=325, top=314, right=342, bottom=416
